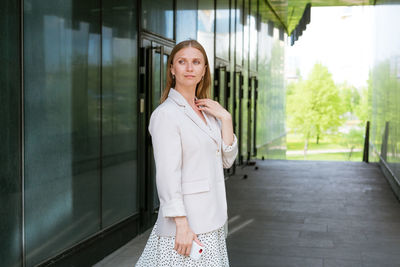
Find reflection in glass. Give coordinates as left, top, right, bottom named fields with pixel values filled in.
left=235, top=0, right=243, bottom=65
left=216, top=0, right=230, bottom=60
left=24, top=0, right=101, bottom=264
left=230, top=0, right=236, bottom=68
left=219, top=68, right=227, bottom=108
left=249, top=0, right=258, bottom=71
left=176, top=0, right=197, bottom=42
left=370, top=4, right=400, bottom=181
left=101, top=0, right=138, bottom=228
left=198, top=0, right=215, bottom=76
left=141, top=0, right=173, bottom=39
left=256, top=4, right=286, bottom=159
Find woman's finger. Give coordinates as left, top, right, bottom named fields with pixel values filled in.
left=195, top=99, right=212, bottom=105
left=185, top=244, right=191, bottom=256
left=182, top=245, right=189, bottom=256
left=176, top=243, right=184, bottom=255
left=194, top=236, right=204, bottom=247
left=177, top=246, right=184, bottom=255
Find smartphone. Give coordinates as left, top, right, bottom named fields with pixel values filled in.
left=189, top=240, right=204, bottom=261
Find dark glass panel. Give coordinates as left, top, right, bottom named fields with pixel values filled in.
left=230, top=0, right=236, bottom=68
left=198, top=0, right=215, bottom=74
left=219, top=68, right=227, bottom=107
left=101, top=0, right=138, bottom=227
left=24, top=0, right=101, bottom=265
left=235, top=0, right=243, bottom=65
left=0, top=0, right=22, bottom=266
left=141, top=0, right=173, bottom=39
left=216, top=0, right=230, bottom=60
left=176, top=0, right=197, bottom=42
left=249, top=0, right=258, bottom=71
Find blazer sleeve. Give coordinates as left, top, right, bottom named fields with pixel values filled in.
left=216, top=117, right=239, bottom=169
left=221, top=133, right=238, bottom=169
left=148, top=109, right=186, bottom=218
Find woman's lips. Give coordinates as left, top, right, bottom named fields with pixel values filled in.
left=184, top=75, right=195, bottom=78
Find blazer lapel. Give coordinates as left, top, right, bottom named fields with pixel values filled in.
left=168, top=88, right=219, bottom=145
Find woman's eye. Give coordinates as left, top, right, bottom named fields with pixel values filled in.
left=178, top=59, right=185, bottom=64
left=193, top=60, right=200, bottom=65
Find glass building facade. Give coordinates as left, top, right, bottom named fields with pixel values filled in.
left=1, top=0, right=286, bottom=266
left=370, top=4, right=400, bottom=197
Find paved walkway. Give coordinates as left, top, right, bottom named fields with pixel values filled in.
left=94, top=160, right=400, bottom=267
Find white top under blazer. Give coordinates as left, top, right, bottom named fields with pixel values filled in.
left=148, top=88, right=238, bottom=237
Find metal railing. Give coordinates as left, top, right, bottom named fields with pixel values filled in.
left=362, top=121, right=370, bottom=163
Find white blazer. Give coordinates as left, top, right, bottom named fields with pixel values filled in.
left=148, top=88, right=238, bottom=237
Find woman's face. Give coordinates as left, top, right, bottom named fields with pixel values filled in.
left=171, top=47, right=206, bottom=89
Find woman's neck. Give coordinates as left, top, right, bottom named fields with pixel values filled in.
left=175, top=85, right=197, bottom=105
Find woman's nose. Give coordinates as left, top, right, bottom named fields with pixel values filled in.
left=186, top=62, right=193, bottom=71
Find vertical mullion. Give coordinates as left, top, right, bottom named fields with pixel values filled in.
left=173, top=0, right=176, bottom=41
left=99, top=0, right=103, bottom=230
left=20, top=0, right=25, bottom=266
left=256, top=0, right=259, bottom=71
left=160, top=46, right=164, bottom=95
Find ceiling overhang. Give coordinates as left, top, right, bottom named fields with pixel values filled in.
left=258, top=0, right=392, bottom=38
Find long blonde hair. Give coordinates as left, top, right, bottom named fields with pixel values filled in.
left=160, top=40, right=211, bottom=103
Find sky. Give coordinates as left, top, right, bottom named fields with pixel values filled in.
left=286, top=6, right=374, bottom=88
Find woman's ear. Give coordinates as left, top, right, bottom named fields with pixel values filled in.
left=202, top=65, right=207, bottom=76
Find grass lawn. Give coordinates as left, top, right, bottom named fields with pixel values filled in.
left=286, top=133, right=364, bottom=161
left=286, top=151, right=363, bottom=161
left=287, top=140, right=349, bottom=151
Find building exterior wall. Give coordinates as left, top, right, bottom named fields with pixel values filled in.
left=0, top=1, right=22, bottom=266
left=256, top=10, right=286, bottom=159
left=0, top=0, right=286, bottom=266
left=370, top=4, right=400, bottom=195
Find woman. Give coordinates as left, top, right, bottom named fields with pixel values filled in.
left=136, top=40, right=238, bottom=267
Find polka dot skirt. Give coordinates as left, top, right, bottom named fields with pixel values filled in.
left=135, top=222, right=229, bottom=267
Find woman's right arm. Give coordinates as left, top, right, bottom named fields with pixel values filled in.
left=149, top=110, right=203, bottom=256
left=173, top=217, right=203, bottom=256
left=149, top=110, right=186, bottom=217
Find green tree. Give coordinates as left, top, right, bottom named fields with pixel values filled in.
left=354, top=80, right=371, bottom=126
left=338, top=82, right=360, bottom=117
left=287, top=63, right=343, bottom=157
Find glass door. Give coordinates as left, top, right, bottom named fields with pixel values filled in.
left=248, top=76, right=257, bottom=160
left=214, top=66, right=228, bottom=109
left=139, top=34, right=174, bottom=229
left=215, top=65, right=236, bottom=176
left=251, top=77, right=258, bottom=157
left=234, top=70, right=243, bottom=165
left=225, top=69, right=237, bottom=175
